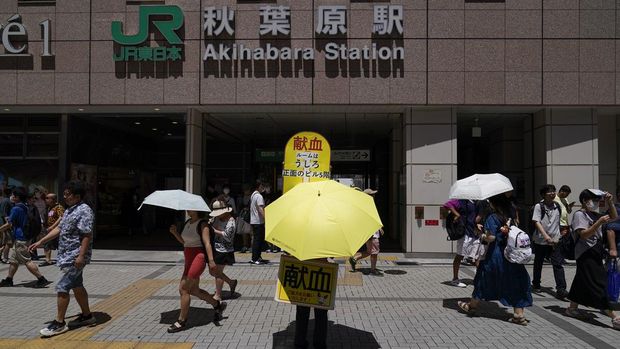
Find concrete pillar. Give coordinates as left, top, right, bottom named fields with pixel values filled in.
left=532, top=108, right=599, bottom=201
left=185, top=109, right=204, bottom=195
left=403, top=108, right=457, bottom=255
left=389, top=116, right=402, bottom=245
left=598, top=113, right=617, bottom=192
left=58, top=113, right=69, bottom=193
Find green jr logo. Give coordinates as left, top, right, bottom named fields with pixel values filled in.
left=111, top=5, right=184, bottom=62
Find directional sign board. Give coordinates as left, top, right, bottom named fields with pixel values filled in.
left=331, top=150, right=371, bottom=162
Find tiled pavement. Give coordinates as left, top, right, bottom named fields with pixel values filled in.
left=0, top=250, right=619, bottom=349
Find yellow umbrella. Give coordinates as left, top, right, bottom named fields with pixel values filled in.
left=265, top=180, right=383, bottom=261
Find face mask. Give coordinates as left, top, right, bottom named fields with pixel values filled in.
left=265, top=188, right=271, bottom=194
left=586, top=200, right=600, bottom=213
left=223, top=189, right=230, bottom=195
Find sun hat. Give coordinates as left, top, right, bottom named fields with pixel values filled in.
left=209, top=200, right=232, bottom=217
left=363, top=188, right=378, bottom=195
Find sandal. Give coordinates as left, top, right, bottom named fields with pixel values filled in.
left=167, top=320, right=186, bottom=333
left=457, top=301, right=476, bottom=315
left=508, top=316, right=529, bottom=326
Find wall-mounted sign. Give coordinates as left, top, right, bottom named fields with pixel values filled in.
left=0, top=14, right=53, bottom=57
left=332, top=150, right=370, bottom=162
left=203, top=5, right=404, bottom=62
left=111, top=5, right=183, bottom=62
left=425, top=220, right=439, bottom=226
left=422, top=169, right=442, bottom=183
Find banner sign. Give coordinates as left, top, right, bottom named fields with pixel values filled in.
left=282, top=132, right=331, bottom=193
left=275, top=255, right=338, bottom=310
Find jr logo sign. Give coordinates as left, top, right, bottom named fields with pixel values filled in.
left=111, top=5, right=184, bottom=62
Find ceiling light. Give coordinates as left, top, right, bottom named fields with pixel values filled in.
left=167, top=133, right=172, bottom=136
left=3, top=108, right=9, bottom=111
left=134, top=121, right=141, bottom=125
left=154, top=108, right=160, bottom=111
left=172, top=121, right=178, bottom=125
left=152, top=128, right=158, bottom=131
left=77, top=108, right=84, bottom=111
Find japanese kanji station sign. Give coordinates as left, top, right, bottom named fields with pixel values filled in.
left=275, top=255, right=338, bottom=310
left=110, top=3, right=404, bottom=66
left=204, top=5, right=404, bottom=62
left=282, top=132, right=331, bottom=194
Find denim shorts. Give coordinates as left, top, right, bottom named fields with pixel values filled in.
left=55, top=266, right=84, bottom=293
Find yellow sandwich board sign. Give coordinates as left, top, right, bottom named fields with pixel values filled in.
left=275, top=255, right=338, bottom=310
left=282, top=132, right=331, bottom=193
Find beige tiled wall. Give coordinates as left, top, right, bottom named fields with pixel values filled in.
left=0, top=0, right=619, bottom=106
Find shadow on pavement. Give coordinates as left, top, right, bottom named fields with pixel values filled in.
left=544, top=305, right=610, bottom=328
left=443, top=298, right=512, bottom=322
left=532, top=286, right=569, bottom=302
left=273, top=320, right=380, bottom=349
left=160, top=307, right=218, bottom=330
left=222, top=291, right=241, bottom=300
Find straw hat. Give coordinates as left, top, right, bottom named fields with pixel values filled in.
left=209, top=200, right=232, bottom=217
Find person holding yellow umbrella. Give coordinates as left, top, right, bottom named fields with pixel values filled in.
left=265, top=180, right=383, bottom=348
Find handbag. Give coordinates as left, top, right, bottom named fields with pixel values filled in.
left=607, top=258, right=620, bottom=303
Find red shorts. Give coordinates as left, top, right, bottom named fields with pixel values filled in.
left=183, top=247, right=206, bottom=279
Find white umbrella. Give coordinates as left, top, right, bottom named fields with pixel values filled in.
left=138, top=190, right=211, bottom=212
left=448, top=173, right=513, bottom=200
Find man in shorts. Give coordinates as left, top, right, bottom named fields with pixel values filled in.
left=349, top=189, right=384, bottom=276
left=30, top=180, right=96, bottom=337
left=0, top=187, right=49, bottom=288
left=0, top=188, right=13, bottom=263
left=444, top=199, right=479, bottom=288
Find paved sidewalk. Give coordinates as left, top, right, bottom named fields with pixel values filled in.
left=0, top=250, right=618, bottom=348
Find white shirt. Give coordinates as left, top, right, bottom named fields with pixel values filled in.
left=181, top=220, right=203, bottom=248
left=250, top=191, right=265, bottom=224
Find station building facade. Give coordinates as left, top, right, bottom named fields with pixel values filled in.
left=1, top=0, right=619, bottom=254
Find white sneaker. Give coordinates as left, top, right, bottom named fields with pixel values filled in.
left=450, top=279, right=467, bottom=288
left=40, top=320, right=68, bottom=337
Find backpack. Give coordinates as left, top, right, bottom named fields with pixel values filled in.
left=529, top=201, right=561, bottom=236
left=504, top=225, right=533, bottom=264
left=558, top=230, right=577, bottom=260
left=445, top=201, right=466, bottom=241
left=17, top=203, right=42, bottom=241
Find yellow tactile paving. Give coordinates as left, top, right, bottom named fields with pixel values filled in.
left=0, top=339, right=193, bottom=349
left=32, top=279, right=173, bottom=343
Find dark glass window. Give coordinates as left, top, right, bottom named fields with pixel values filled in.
left=26, top=115, right=60, bottom=132
left=26, top=134, right=59, bottom=157
left=0, top=134, right=24, bottom=157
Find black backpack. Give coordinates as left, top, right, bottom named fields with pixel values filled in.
left=445, top=202, right=466, bottom=241
left=529, top=201, right=561, bottom=236
left=17, top=203, right=42, bottom=241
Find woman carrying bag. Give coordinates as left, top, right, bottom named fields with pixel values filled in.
left=565, top=189, right=620, bottom=330
left=457, top=193, right=533, bottom=325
